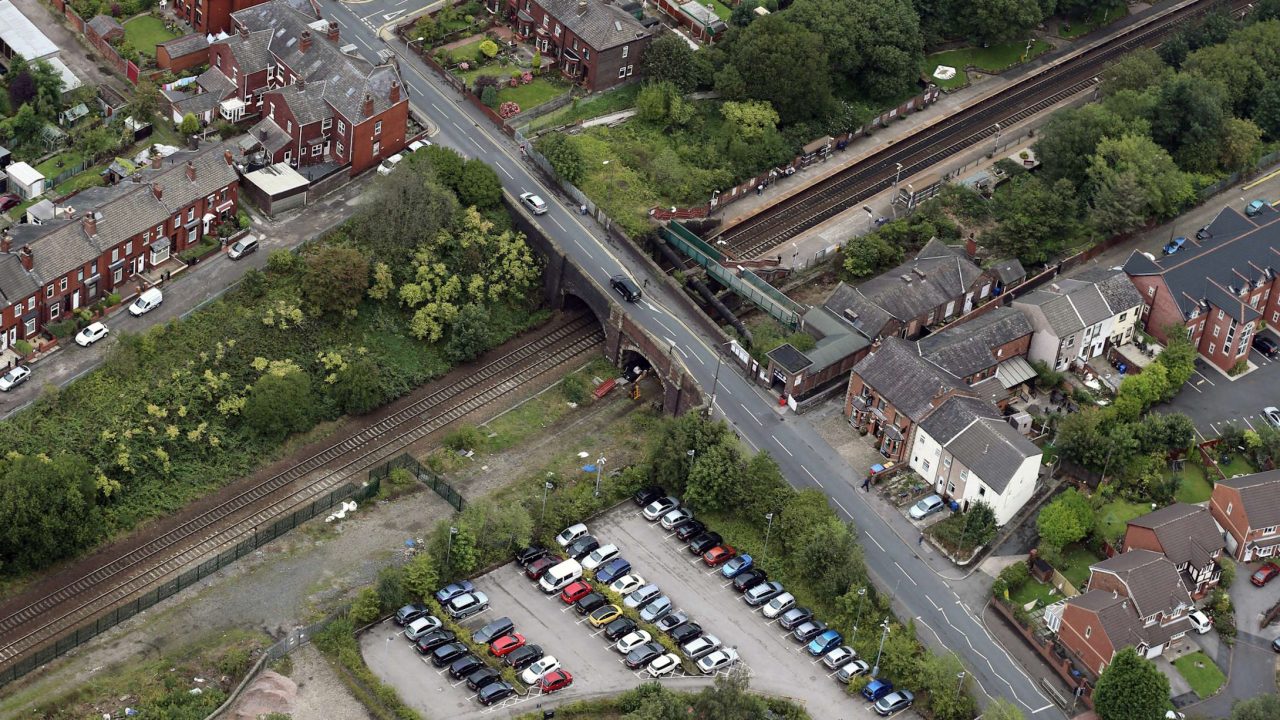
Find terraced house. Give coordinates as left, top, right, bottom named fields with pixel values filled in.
left=497, top=0, right=651, bottom=92
left=1011, top=268, right=1143, bottom=372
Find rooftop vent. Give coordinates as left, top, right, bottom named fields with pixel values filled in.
left=901, top=274, right=913, bottom=284
left=912, top=267, right=927, bottom=279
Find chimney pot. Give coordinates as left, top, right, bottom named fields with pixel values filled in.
left=224, top=149, right=234, bottom=166
left=238, top=24, right=248, bottom=39
left=389, top=79, right=401, bottom=104
left=151, top=153, right=163, bottom=170
left=153, top=183, right=164, bottom=201
left=18, top=246, right=32, bottom=271
left=299, top=29, right=312, bottom=53
left=186, top=160, right=196, bottom=182
left=82, top=209, right=98, bottom=237
left=326, top=19, right=339, bottom=41
left=0, top=235, right=10, bottom=253
left=362, top=92, right=374, bottom=118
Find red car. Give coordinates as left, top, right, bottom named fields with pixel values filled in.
left=0, top=194, right=18, bottom=213
left=560, top=580, right=593, bottom=604
left=489, top=633, right=526, bottom=657
left=703, top=544, right=737, bottom=567
left=1251, top=562, right=1280, bottom=587
left=525, top=555, right=559, bottom=580
left=538, top=669, right=573, bottom=693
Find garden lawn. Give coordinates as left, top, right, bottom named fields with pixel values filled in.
left=1059, top=4, right=1127, bottom=39
left=1169, top=461, right=1214, bottom=504
left=1173, top=651, right=1225, bottom=698
left=708, top=0, right=732, bottom=21
left=1217, top=454, right=1257, bottom=478
left=498, top=77, right=566, bottom=112
left=49, top=163, right=107, bottom=198
left=34, top=150, right=86, bottom=178
left=1096, top=500, right=1149, bottom=543
left=1009, top=578, right=1061, bottom=609
left=446, top=38, right=486, bottom=64
left=123, top=15, right=179, bottom=58
left=1057, top=543, right=1104, bottom=590
left=527, top=84, right=641, bottom=131
left=923, top=40, right=1053, bottom=90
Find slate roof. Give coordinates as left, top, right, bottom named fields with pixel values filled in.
left=1124, top=206, right=1280, bottom=321
left=225, top=29, right=273, bottom=71
left=87, top=14, right=123, bottom=39
left=536, top=0, right=650, bottom=51
left=249, top=117, right=291, bottom=154
left=1216, top=471, right=1280, bottom=531
left=944, top=417, right=1038, bottom=493
left=158, top=32, right=209, bottom=57
left=991, top=259, right=1026, bottom=285
left=275, top=80, right=330, bottom=125
left=917, top=307, right=1032, bottom=379
left=823, top=281, right=894, bottom=340
left=171, top=90, right=223, bottom=117
left=0, top=255, right=38, bottom=304
left=798, top=305, right=870, bottom=371
left=1126, top=503, right=1223, bottom=571
left=197, top=66, right=236, bottom=99
left=917, top=395, right=999, bottom=445
left=1016, top=270, right=1143, bottom=336
left=1089, top=549, right=1193, bottom=619
left=852, top=337, right=960, bottom=421
left=767, top=343, right=811, bottom=374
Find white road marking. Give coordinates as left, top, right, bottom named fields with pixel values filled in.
left=571, top=237, right=593, bottom=258
left=689, top=348, right=704, bottom=365
left=832, top=497, right=852, bottom=519
left=654, top=318, right=676, bottom=335
left=550, top=215, right=565, bottom=231
left=468, top=135, right=484, bottom=152
left=451, top=121, right=466, bottom=134
left=497, top=164, right=514, bottom=179
left=431, top=102, right=445, bottom=114
left=1183, top=381, right=1202, bottom=393
left=894, top=562, right=918, bottom=585
left=355, top=34, right=375, bottom=51
left=771, top=435, right=792, bottom=456
left=864, top=531, right=885, bottom=552
left=1194, top=370, right=1216, bottom=386
left=743, top=434, right=760, bottom=452
left=926, top=596, right=941, bottom=610
left=741, top=404, right=763, bottom=425
left=1244, top=415, right=1257, bottom=430
left=799, top=465, right=822, bottom=488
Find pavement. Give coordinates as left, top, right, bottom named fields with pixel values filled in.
left=0, top=178, right=367, bottom=419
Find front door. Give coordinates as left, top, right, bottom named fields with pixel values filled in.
left=71, top=291, right=79, bottom=310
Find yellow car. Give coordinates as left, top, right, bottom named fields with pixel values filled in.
left=588, top=604, right=623, bottom=628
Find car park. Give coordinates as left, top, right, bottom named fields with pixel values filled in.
left=1252, top=562, right=1280, bottom=587
left=670, top=622, right=703, bottom=645
left=434, top=580, right=475, bottom=604
left=490, top=633, right=526, bottom=656
left=582, top=544, right=619, bottom=570
left=1162, top=236, right=1188, bottom=256
left=792, top=620, right=827, bottom=642
left=448, top=654, right=484, bottom=679
left=778, top=607, right=814, bottom=630
left=404, top=615, right=443, bottom=641
left=227, top=235, right=258, bottom=259
left=1188, top=610, right=1212, bottom=634
left=1255, top=335, right=1280, bottom=359
left=525, top=555, right=559, bottom=580
left=909, top=495, right=945, bottom=520
left=674, top=520, right=707, bottom=541
left=445, top=591, right=489, bottom=619
left=575, top=592, right=607, bottom=615
left=687, top=531, right=723, bottom=555
left=696, top=647, right=739, bottom=674
left=589, top=604, right=623, bottom=627
left=473, top=617, right=515, bottom=645
left=822, top=646, right=857, bottom=669
left=538, top=669, right=574, bottom=693
left=624, top=584, right=661, bottom=609
left=394, top=603, right=431, bottom=626
left=836, top=659, right=871, bottom=683
left=414, top=629, right=456, bottom=653
left=732, top=568, right=768, bottom=592
left=616, top=630, right=652, bottom=654
left=744, top=581, right=785, bottom=607
left=763, top=593, right=795, bottom=619
left=0, top=365, right=30, bottom=392
left=520, top=656, right=561, bottom=684
left=128, top=288, right=163, bottom=316
left=519, top=192, right=549, bottom=215
left=640, top=596, right=673, bottom=623
left=560, top=580, right=594, bottom=604
left=505, top=644, right=544, bottom=670
left=478, top=682, right=515, bottom=706
left=625, top=642, right=664, bottom=669
left=1265, top=407, right=1280, bottom=430
left=681, top=634, right=722, bottom=660
left=516, top=545, right=550, bottom=567
left=702, top=545, right=736, bottom=567
left=603, top=617, right=637, bottom=641
left=633, top=486, right=665, bottom=506
left=610, top=274, right=643, bottom=303
left=720, top=555, right=754, bottom=579
left=540, top=558, right=584, bottom=593
left=596, top=557, right=632, bottom=584
left=656, top=611, right=689, bottom=634
left=875, top=690, right=915, bottom=716
left=808, top=630, right=843, bottom=656
left=556, top=523, right=589, bottom=547
left=431, top=642, right=470, bottom=667
left=566, top=535, right=600, bottom=561
left=609, top=574, right=645, bottom=595
left=660, top=508, right=693, bottom=530
left=1248, top=199, right=1269, bottom=217
left=862, top=679, right=895, bottom=702
left=648, top=652, right=681, bottom=677
left=642, top=496, right=680, bottom=520
left=75, top=322, right=109, bottom=347
left=465, top=666, right=503, bottom=691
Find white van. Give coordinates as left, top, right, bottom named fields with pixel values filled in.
left=539, top=558, right=583, bottom=594
left=128, top=288, right=163, bottom=316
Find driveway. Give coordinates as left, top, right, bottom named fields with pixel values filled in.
left=1182, top=565, right=1280, bottom=716
left=1158, top=329, right=1280, bottom=440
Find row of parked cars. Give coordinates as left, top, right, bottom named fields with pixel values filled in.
left=637, top=485, right=916, bottom=717
left=393, top=581, right=573, bottom=707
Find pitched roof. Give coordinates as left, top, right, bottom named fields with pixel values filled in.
left=991, top=259, right=1026, bottom=285
left=1127, top=503, right=1223, bottom=570
left=917, top=395, right=999, bottom=445
left=0, top=255, right=37, bottom=304
left=916, top=306, right=1032, bottom=379
left=1069, top=590, right=1147, bottom=650
left=248, top=117, right=291, bottom=154
left=536, top=0, right=650, bottom=50
left=1216, top=470, right=1280, bottom=530
left=158, top=32, right=209, bottom=57
left=273, top=80, right=330, bottom=125
left=1016, top=270, right=1142, bottom=336
left=944, top=417, right=1039, bottom=493
left=1090, top=549, right=1193, bottom=619
left=197, top=66, right=236, bottom=99
left=224, top=28, right=273, bottom=70
left=852, top=337, right=960, bottom=421
left=87, top=14, right=123, bottom=38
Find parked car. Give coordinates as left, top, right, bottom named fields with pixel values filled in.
left=575, top=592, right=608, bottom=615
left=640, top=596, right=673, bottom=623
left=625, top=642, right=665, bottom=669
left=603, top=616, right=637, bottom=641
left=0, top=365, right=31, bottom=392
left=732, top=568, right=768, bottom=592
left=674, top=520, right=707, bottom=541
left=448, top=654, right=484, bottom=679
left=616, top=630, right=653, bottom=654
left=414, top=629, right=456, bottom=654
left=582, top=543, right=619, bottom=570
left=519, top=192, right=549, bottom=215
left=227, top=235, right=258, bottom=259
left=407, top=139, right=429, bottom=152
left=589, top=604, right=623, bottom=628
left=516, top=545, right=550, bottom=568
left=1248, top=199, right=1269, bottom=217
left=0, top=193, right=20, bottom=212
left=822, top=646, right=857, bottom=669
left=596, top=557, right=632, bottom=584
left=394, top=602, right=431, bottom=626
left=566, top=535, right=600, bottom=561
left=808, top=629, right=843, bottom=656
left=696, top=647, right=739, bottom=675
left=445, top=591, right=489, bottom=619
left=909, top=494, right=946, bottom=520
left=609, top=574, right=645, bottom=596
left=1273, top=636, right=1280, bottom=653
left=649, top=652, right=682, bottom=677
left=434, top=580, right=475, bottom=604
left=624, top=584, right=661, bottom=609
left=702, top=545, right=737, bottom=567
left=670, top=622, right=703, bottom=645
left=642, top=496, right=680, bottom=520
left=466, top=666, right=503, bottom=691
left=837, top=659, right=871, bottom=683
left=744, top=581, right=785, bottom=607
left=656, top=611, right=689, bottom=634
left=538, top=669, right=573, bottom=693
left=1255, top=335, right=1280, bottom=358
left=473, top=617, right=515, bottom=645
left=376, top=153, right=403, bottom=175
left=555, top=523, right=589, bottom=547
left=525, top=555, right=559, bottom=580
left=763, top=592, right=796, bottom=619
left=430, top=642, right=470, bottom=667
left=875, top=690, right=915, bottom=716
left=1162, top=236, right=1188, bottom=255
left=1196, top=224, right=1212, bottom=241
left=478, top=681, right=515, bottom=706
left=688, top=531, right=723, bottom=555
left=403, top=615, right=443, bottom=641
left=610, top=274, right=643, bottom=303
left=660, top=507, right=694, bottom=530
left=1252, top=562, right=1280, bottom=587
left=792, top=619, right=828, bottom=642
left=633, top=486, right=665, bottom=506
left=681, top=634, right=722, bottom=660
left=720, top=554, right=754, bottom=579
left=1188, top=610, right=1212, bottom=634
left=128, top=288, right=163, bottom=316
left=560, top=580, right=594, bottom=605
left=862, top=678, right=895, bottom=702
left=490, top=633, right=526, bottom=657
left=506, top=644, right=544, bottom=670
left=520, top=656, right=561, bottom=684
left=74, top=322, right=109, bottom=347
left=778, top=606, right=814, bottom=630
left=1265, top=407, right=1280, bottom=430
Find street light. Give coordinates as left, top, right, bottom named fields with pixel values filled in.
left=862, top=205, right=875, bottom=234
left=446, top=526, right=458, bottom=567
left=872, top=618, right=891, bottom=677
left=992, top=122, right=1002, bottom=156
left=594, top=456, right=606, bottom=497
left=956, top=671, right=966, bottom=695
left=853, top=587, right=867, bottom=637
left=540, top=476, right=554, bottom=530
left=707, top=341, right=734, bottom=418
left=893, top=162, right=903, bottom=193
left=762, top=512, right=775, bottom=565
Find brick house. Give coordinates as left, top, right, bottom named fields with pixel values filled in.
left=157, top=33, right=210, bottom=73
left=764, top=305, right=871, bottom=402
left=180, top=0, right=408, bottom=177
left=1011, top=268, right=1144, bottom=372
left=0, top=143, right=238, bottom=351
left=1209, top=470, right=1280, bottom=561
left=1056, top=550, right=1194, bottom=675
left=1122, top=503, right=1224, bottom=599
left=915, top=306, right=1035, bottom=405
left=85, top=15, right=124, bottom=51
left=171, top=0, right=271, bottom=34
left=496, top=0, right=651, bottom=92
left=1123, top=206, right=1280, bottom=374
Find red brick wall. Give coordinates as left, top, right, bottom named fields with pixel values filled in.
left=348, top=100, right=409, bottom=176
left=1120, top=525, right=1162, bottom=556
left=1211, top=484, right=1251, bottom=560
left=1059, top=604, right=1116, bottom=676
left=156, top=45, right=209, bottom=74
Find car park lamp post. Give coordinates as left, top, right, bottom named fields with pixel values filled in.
left=446, top=526, right=458, bottom=567
left=762, top=512, right=775, bottom=565
left=541, top=477, right=554, bottom=530
left=872, top=618, right=891, bottom=677
left=853, top=587, right=867, bottom=638
left=594, top=457, right=606, bottom=497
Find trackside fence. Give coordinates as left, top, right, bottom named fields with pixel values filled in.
left=370, top=453, right=465, bottom=511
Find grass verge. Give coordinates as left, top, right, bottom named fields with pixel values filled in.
left=1058, top=4, right=1127, bottom=39
left=527, top=84, right=641, bottom=131
left=922, top=40, right=1053, bottom=90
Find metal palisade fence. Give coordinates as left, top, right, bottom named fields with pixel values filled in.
left=369, top=453, right=465, bottom=511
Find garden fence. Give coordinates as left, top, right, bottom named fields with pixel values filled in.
left=370, top=453, right=465, bottom=510
left=0, top=480, right=380, bottom=690
left=46, top=159, right=91, bottom=190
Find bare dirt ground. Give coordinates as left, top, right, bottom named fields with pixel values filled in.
left=279, top=644, right=374, bottom=720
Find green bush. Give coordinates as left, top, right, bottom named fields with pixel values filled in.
left=560, top=373, right=590, bottom=403
left=444, top=425, right=484, bottom=452
left=237, top=209, right=251, bottom=229
left=349, top=586, right=383, bottom=624
left=178, top=236, right=220, bottom=263
left=266, top=248, right=301, bottom=275
left=46, top=318, right=80, bottom=339
left=106, top=292, right=122, bottom=306
left=13, top=339, right=33, bottom=356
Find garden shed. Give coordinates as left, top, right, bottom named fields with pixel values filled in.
left=5, top=162, right=44, bottom=200
left=242, top=163, right=309, bottom=217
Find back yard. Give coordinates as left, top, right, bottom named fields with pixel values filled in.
left=123, top=15, right=179, bottom=58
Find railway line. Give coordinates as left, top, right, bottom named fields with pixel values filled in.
left=0, top=313, right=604, bottom=676
left=712, top=0, right=1245, bottom=260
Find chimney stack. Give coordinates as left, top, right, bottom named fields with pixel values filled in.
left=153, top=183, right=164, bottom=201
left=578, top=0, right=586, bottom=11
left=17, top=246, right=32, bottom=271
left=389, top=80, right=401, bottom=104
left=224, top=149, right=234, bottom=166
left=238, top=24, right=248, bottom=39
left=151, top=153, right=163, bottom=170
left=1, top=235, right=11, bottom=253
left=185, top=160, right=196, bottom=182
left=299, top=29, right=312, bottom=53
left=362, top=92, right=374, bottom=118
left=82, top=209, right=98, bottom=237
left=326, top=19, right=339, bottom=42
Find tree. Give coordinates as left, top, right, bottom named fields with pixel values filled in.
left=1230, top=694, right=1280, bottom=720
left=348, top=586, right=382, bottom=623
left=402, top=552, right=439, bottom=601
left=411, top=14, right=439, bottom=42
left=982, top=175, right=1080, bottom=264
left=1101, top=47, right=1171, bottom=96
left=445, top=303, right=492, bottom=363
left=1113, top=362, right=1169, bottom=421
left=537, top=132, right=585, bottom=185
left=1092, top=648, right=1171, bottom=720
left=75, top=125, right=122, bottom=161
left=1086, top=133, right=1194, bottom=233
left=918, top=652, right=977, bottom=720
left=647, top=414, right=734, bottom=494
left=684, top=439, right=744, bottom=513
left=178, top=112, right=200, bottom=135
left=777, top=488, right=833, bottom=555
left=720, top=100, right=779, bottom=140
left=954, top=0, right=1044, bottom=44
left=478, top=39, right=499, bottom=58
left=6, top=69, right=35, bottom=111
left=351, top=162, right=458, bottom=268
left=457, top=158, right=502, bottom=209
left=301, top=245, right=370, bottom=317
left=1183, top=42, right=1264, bottom=115
left=1036, top=488, right=1092, bottom=549
left=723, top=15, right=831, bottom=124
left=636, top=81, right=696, bottom=129
left=843, top=233, right=903, bottom=278
left=1133, top=412, right=1194, bottom=454
left=740, top=451, right=792, bottom=519
left=955, top=499, right=997, bottom=546
left=1, top=103, right=45, bottom=153
left=787, top=0, right=924, bottom=101
left=0, top=452, right=103, bottom=573
left=1219, top=116, right=1263, bottom=173
left=128, top=79, right=161, bottom=120
left=691, top=673, right=769, bottom=719
left=1149, top=73, right=1229, bottom=173
left=420, top=144, right=466, bottom=190
left=332, top=356, right=384, bottom=415
left=730, top=0, right=761, bottom=26
left=641, top=32, right=701, bottom=92
left=243, top=366, right=316, bottom=441
left=1037, top=104, right=1143, bottom=188
left=1253, top=80, right=1280, bottom=139
left=794, top=518, right=866, bottom=598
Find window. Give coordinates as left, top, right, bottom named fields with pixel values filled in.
left=143, top=231, right=150, bottom=242
left=338, top=120, right=346, bottom=134
left=1265, top=526, right=1277, bottom=534
left=312, top=144, right=322, bottom=156
left=946, top=480, right=955, bottom=493
left=1118, top=312, right=1126, bottom=322
left=286, top=120, right=292, bottom=134
left=626, top=65, right=633, bottom=76
left=542, top=15, right=548, bottom=27
left=1274, top=312, right=1279, bottom=323
left=26, top=298, right=33, bottom=312
left=111, top=248, right=119, bottom=262
left=1213, top=326, right=1220, bottom=337
left=336, top=142, right=345, bottom=156
left=215, top=54, right=221, bottom=68
left=1187, top=326, right=1194, bottom=341
left=997, top=348, right=1004, bottom=357
left=1251, top=294, right=1260, bottom=308
left=1148, top=285, right=1155, bottom=296
left=922, top=459, right=930, bottom=471
left=268, top=102, right=274, bottom=119
left=959, top=469, right=969, bottom=482
left=372, top=140, right=380, bottom=155
left=77, top=269, right=83, bottom=282
left=554, top=24, right=560, bottom=36
left=113, top=267, right=122, bottom=283
left=583, top=49, right=589, bottom=60
left=622, top=44, right=629, bottom=58
left=618, top=66, right=626, bottom=79
left=943, top=456, right=952, bottom=468
left=978, top=486, right=986, bottom=496
left=187, top=208, right=195, bottom=222
left=49, top=302, right=59, bottom=320
left=126, top=241, right=132, bottom=255
left=374, top=120, right=382, bottom=136
left=1218, top=309, right=1225, bottom=320
left=322, top=118, right=332, bottom=130
left=45, top=286, right=53, bottom=298
left=59, top=278, right=67, bottom=292
left=1209, top=343, right=1216, bottom=354
left=1227, top=502, right=1233, bottom=514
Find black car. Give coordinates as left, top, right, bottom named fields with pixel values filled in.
left=688, top=531, right=723, bottom=555
left=610, top=274, right=642, bottom=303
left=431, top=642, right=470, bottom=667
left=473, top=617, right=515, bottom=645
left=625, top=641, right=665, bottom=669
left=466, top=666, right=503, bottom=691
left=1196, top=224, right=1212, bottom=241
left=478, top=681, right=515, bottom=706
left=673, top=520, right=707, bottom=541
left=506, top=644, right=544, bottom=670
left=604, top=617, right=637, bottom=641
left=792, top=619, right=828, bottom=642
left=449, top=654, right=485, bottom=679
left=1255, top=335, right=1279, bottom=358
left=778, top=606, right=814, bottom=630
left=670, top=621, right=703, bottom=645
left=566, top=535, right=600, bottom=560
left=732, top=568, right=768, bottom=592
left=633, top=486, right=665, bottom=507
left=576, top=592, right=608, bottom=615
left=516, top=545, right=549, bottom=567
left=394, top=602, right=431, bottom=626
left=656, top=611, right=689, bottom=634
left=414, top=629, right=457, bottom=654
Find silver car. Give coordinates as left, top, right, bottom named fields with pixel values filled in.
left=639, top=596, right=672, bottom=623
left=680, top=633, right=721, bottom=660
left=909, top=494, right=945, bottom=520
left=624, top=583, right=661, bottom=609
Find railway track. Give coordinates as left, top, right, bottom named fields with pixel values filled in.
left=0, top=314, right=604, bottom=673
left=713, top=0, right=1242, bottom=260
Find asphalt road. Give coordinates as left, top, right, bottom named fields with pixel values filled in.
left=1160, top=334, right=1280, bottom=440
left=326, top=4, right=1064, bottom=715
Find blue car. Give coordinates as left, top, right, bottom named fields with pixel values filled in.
left=807, top=629, right=843, bottom=656
left=1162, top=236, right=1187, bottom=256
left=596, top=557, right=632, bottom=584
left=434, top=580, right=475, bottom=604
left=1248, top=199, right=1269, bottom=217
left=720, top=554, right=754, bottom=579
left=862, top=678, right=895, bottom=702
